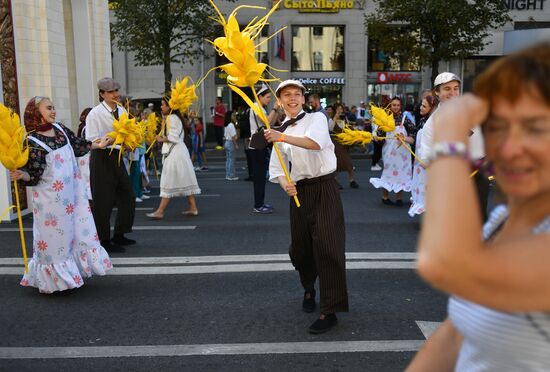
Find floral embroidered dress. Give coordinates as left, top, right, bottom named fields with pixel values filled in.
left=21, top=123, right=112, bottom=293
left=369, top=114, right=415, bottom=193
left=408, top=127, right=427, bottom=217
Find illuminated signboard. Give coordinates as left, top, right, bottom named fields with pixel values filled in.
left=295, top=77, right=346, bottom=85
left=367, top=72, right=422, bottom=84
left=281, top=0, right=357, bottom=13
left=503, top=0, right=546, bottom=10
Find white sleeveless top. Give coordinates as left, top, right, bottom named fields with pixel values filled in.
left=449, top=205, right=550, bottom=371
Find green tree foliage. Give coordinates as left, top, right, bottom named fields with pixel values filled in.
left=110, top=0, right=233, bottom=93
left=365, top=0, right=511, bottom=84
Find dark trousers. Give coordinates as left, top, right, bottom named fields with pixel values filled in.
left=214, top=126, right=224, bottom=147
left=251, top=148, right=268, bottom=208
left=245, top=148, right=254, bottom=178
left=289, top=173, right=349, bottom=314
left=89, top=149, right=135, bottom=242
left=372, top=140, right=384, bottom=166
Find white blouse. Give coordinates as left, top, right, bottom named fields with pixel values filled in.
left=269, top=111, right=336, bottom=183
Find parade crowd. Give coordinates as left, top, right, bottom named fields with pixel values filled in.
left=7, top=42, right=550, bottom=370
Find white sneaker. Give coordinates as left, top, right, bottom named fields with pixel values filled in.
left=135, top=197, right=143, bottom=203
left=225, top=176, right=239, bottom=181
left=140, top=194, right=150, bottom=200
left=371, top=164, right=382, bottom=171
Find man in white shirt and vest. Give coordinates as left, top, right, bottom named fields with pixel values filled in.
left=85, top=77, right=136, bottom=252
left=264, top=80, right=349, bottom=334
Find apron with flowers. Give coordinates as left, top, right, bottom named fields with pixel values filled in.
left=21, top=124, right=112, bottom=293
left=369, top=115, right=412, bottom=193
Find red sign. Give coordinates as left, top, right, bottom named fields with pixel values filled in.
left=377, top=72, right=413, bottom=83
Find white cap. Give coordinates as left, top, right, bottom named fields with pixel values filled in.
left=256, top=83, right=269, bottom=96
left=434, top=72, right=461, bottom=87
left=275, top=79, right=306, bottom=97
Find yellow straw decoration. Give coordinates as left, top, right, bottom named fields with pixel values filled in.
left=106, top=112, right=146, bottom=164
left=208, top=0, right=299, bottom=207
left=0, top=103, right=30, bottom=273
left=369, top=104, right=395, bottom=133
left=332, top=125, right=373, bottom=146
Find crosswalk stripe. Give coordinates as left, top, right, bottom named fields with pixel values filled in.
left=0, top=261, right=416, bottom=275
left=0, top=253, right=417, bottom=265
left=415, top=321, right=443, bottom=339
left=0, top=340, right=425, bottom=359
left=0, top=225, right=196, bottom=232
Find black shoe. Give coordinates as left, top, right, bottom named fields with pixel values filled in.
left=244, top=176, right=253, bottom=181
left=308, top=314, right=337, bottom=334
left=302, top=290, right=316, bottom=313
left=382, top=198, right=394, bottom=206
left=349, top=180, right=359, bottom=189
left=101, top=241, right=126, bottom=253
left=111, top=235, right=136, bottom=246
left=395, top=199, right=404, bottom=207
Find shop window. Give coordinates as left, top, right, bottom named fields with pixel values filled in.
left=291, top=25, right=345, bottom=72
left=514, top=21, right=550, bottom=30
left=313, top=51, right=323, bottom=70
left=313, top=26, right=323, bottom=37
left=462, top=57, right=497, bottom=93
left=367, top=35, right=420, bottom=72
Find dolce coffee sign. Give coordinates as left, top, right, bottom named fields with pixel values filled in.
left=295, top=77, right=346, bottom=85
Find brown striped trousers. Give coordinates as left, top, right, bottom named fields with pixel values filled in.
left=289, top=173, right=349, bottom=314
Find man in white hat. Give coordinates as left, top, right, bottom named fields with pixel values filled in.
left=420, top=72, right=489, bottom=219
left=85, top=77, right=135, bottom=252
left=264, top=80, right=349, bottom=334
left=419, top=72, right=462, bottom=161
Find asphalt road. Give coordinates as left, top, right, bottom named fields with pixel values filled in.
left=0, top=151, right=448, bottom=372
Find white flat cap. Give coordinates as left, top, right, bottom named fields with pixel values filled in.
left=434, top=72, right=461, bottom=87
left=275, top=80, right=306, bottom=97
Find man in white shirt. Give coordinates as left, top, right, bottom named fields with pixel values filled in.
left=420, top=72, right=489, bottom=219
left=264, top=80, right=348, bottom=334
left=86, top=77, right=135, bottom=252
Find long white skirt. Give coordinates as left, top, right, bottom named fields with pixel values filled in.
left=408, top=128, right=427, bottom=217
left=160, top=142, right=201, bottom=198
left=369, top=125, right=412, bottom=193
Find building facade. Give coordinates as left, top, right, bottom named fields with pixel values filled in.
left=0, top=0, right=112, bottom=222
left=113, top=0, right=550, bottom=117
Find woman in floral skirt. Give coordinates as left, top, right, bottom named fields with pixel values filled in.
left=10, top=96, right=112, bottom=293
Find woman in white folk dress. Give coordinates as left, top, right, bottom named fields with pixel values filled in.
left=10, top=97, right=112, bottom=294
left=147, top=97, right=201, bottom=219
left=369, top=97, right=417, bottom=206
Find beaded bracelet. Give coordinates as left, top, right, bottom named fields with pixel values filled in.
left=429, top=141, right=469, bottom=163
